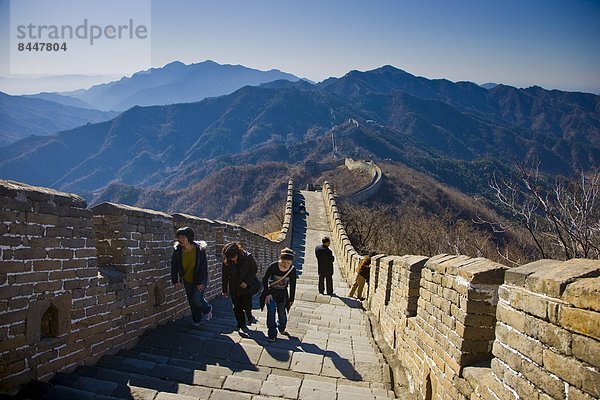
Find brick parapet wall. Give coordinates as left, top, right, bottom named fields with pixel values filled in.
left=321, top=181, right=600, bottom=400
left=489, top=259, right=600, bottom=400
left=0, top=179, right=294, bottom=394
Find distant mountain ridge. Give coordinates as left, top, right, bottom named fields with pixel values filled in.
left=61, top=60, right=302, bottom=111
left=0, top=91, right=117, bottom=146
left=0, top=65, right=598, bottom=204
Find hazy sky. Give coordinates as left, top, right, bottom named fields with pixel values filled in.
left=1, top=0, right=599, bottom=94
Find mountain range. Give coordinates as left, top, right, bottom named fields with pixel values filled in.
left=0, top=92, right=118, bottom=147
left=0, top=64, right=598, bottom=223
left=0, top=61, right=303, bottom=146
left=61, top=60, right=301, bottom=111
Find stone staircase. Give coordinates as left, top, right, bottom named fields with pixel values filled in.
left=33, top=190, right=398, bottom=400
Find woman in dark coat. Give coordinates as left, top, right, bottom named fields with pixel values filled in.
left=221, top=242, right=258, bottom=331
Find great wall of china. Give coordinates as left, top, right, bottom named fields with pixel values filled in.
left=321, top=181, right=599, bottom=400
left=0, top=179, right=293, bottom=394
left=0, top=177, right=598, bottom=399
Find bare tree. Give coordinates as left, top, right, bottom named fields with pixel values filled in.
left=487, top=163, right=600, bottom=260
left=339, top=203, right=389, bottom=253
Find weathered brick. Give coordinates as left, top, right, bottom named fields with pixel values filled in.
left=0, top=284, right=33, bottom=299
left=26, top=213, right=59, bottom=225
left=503, top=363, right=541, bottom=400
left=29, top=237, right=60, bottom=248
left=8, top=224, right=44, bottom=237
left=572, top=333, right=600, bottom=367
left=13, top=248, right=47, bottom=260
left=496, top=301, right=527, bottom=331
left=458, top=260, right=508, bottom=284
left=511, top=288, right=548, bottom=319
left=526, top=260, right=600, bottom=298
left=0, top=235, right=22, bottom=246
left=34, top=281, right=63, bottom=292
left=521, top=358, right=565, bottom=399
left=523, top=318, right=571, bottom=354
left=562, top=277, right=600, bottom=312
left=568, top=386, right=596, bottom=400
left=559, top=306, right=600, bottom=340
left=10, top=271, right=49, bottom=284
left=1, top=261, right=31, bottom=273
left=543, top=349, right=600, bottom=398
left=48, top=270, right=77, bottom=280
left=32, top=260, right=62, bottom=271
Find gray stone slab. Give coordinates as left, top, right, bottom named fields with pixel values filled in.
left=338, top=391, right=376, bottom=400
left=298, top=379, right=337, bottom=400
left=192, top=370, right=227, bottom=388
left=290, top=352, right=324, bottom=374
left=208, top=389, right=253, bottom=400
left=321, top=356, right=356, bottom=380
left=229, top=342, right=264, bottom=364
left=258, top=347, right=292, bottom=369
left=155, top=392, right=198, bottom=400
left=70, top=376, right=118, bottom=395
left=260, top=374, right=302, bottom=399
left=177, top=383, right=213, bottom=399
left=198, top=339, right=234, bottom=359
left=118, top=385, right=157, bottom=400
left=353, top=361, right=384, bottom=382
left=222, top=375, right=263, bottom=394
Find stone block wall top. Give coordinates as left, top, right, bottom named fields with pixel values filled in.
left=507, top=258, right=600, bottom=298
left=397, top=255, right=429, bottom=271
left=91, top=202, right=172, bottom=219
left=172, top=213, right=215, bottom=225
left=0, top=180, right=86, bottom=208
left=503, top=259, right=562, bottom=286
left=425, top=255, right=508, bottom=284
left=562, top=277, right=600, bottom=311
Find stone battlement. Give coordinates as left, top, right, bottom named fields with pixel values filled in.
left=321, top=181, right=600, bottom=400
left=0, top=179, right=294, bottom=394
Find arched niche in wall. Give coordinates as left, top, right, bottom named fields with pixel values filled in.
left=26, top=294, right=71, bottom=344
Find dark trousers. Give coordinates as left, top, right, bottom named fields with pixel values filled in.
left=232, top=294, right=252, bottom=328
left=318, top=273, right=333, bottom=295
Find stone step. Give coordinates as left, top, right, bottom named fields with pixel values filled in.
left=42, top=384, right=118, bottom=400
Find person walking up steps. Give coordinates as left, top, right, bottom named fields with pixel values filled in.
left=261, top=248, right=297, bottom=342
left=315, top=236, right=335, bottom=295
left=221, top=242, right=259, bottom=332
left=171, top=227, right=212, bottom=327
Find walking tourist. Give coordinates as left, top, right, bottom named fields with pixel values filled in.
left=221, top=242, right=259, bottom=331
left=260, top=248, right=297, bottom=342
left=171, top=227, right=213, bottom=327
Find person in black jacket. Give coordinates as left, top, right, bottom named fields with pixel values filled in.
left=315, top=236, right=335, bottom=295
left=261, top=248, right=297, bottom=342
left=221, top=242, right=259, bottom=331
left=171, top=227, right=212, bottom=327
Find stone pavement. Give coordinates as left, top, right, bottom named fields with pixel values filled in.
left=42, top=190, right=398, bottom=399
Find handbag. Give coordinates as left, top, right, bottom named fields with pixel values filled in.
left=246, top=275, right=262, bottom=296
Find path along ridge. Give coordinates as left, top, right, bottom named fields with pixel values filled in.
left=41, top=190, right=399, bottom=400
